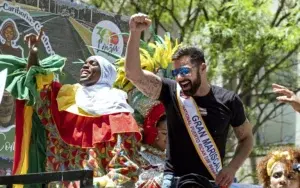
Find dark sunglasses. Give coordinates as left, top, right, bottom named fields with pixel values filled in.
left=171, top=67, right=192, bottom=77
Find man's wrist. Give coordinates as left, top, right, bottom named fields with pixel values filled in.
left=226, top=163, right=239, bottom=172
left=130, top=30, right=142, bottom=36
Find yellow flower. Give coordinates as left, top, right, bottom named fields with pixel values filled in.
left=114, top=34, right=181, bottom=92
left=266, top=151, right=292, bottom=176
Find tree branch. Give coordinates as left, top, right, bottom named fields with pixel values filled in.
left=190, top=7, right=201, bottom=31
left=202, top=7, right=209, bottom=21
left=238, top=173, right=257, bottom=183
left=252, top=86, right=300, bottom=134
left=275, top=12, right=291, bottom=27
left=186, top=0, right=193, bottom=24
left=253, top=103, right=285, bottom=134
left=101, top=0, right=114, bottom=12
left=157, top=20, right=168, bottom=32
left=240, top=43, right=300, bottom=98
left=171, top=0, right=174, bottom=11
left=250, top=86, right=273, bottom=112
left=130, top=0, right=142, bottom=12
left=117, top=0, right=127, bottom=14
left=152, top=1, right=166, bottom=33
left=217, top=0, right=232, bottom=18
left=270, top=0, right=286, bottom=27
left=157, top=4, right=183, bottom=30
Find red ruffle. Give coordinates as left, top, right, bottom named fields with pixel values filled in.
left=49, top=82, right=141, bottom=148
left=143, top=103, right=165, bottom=145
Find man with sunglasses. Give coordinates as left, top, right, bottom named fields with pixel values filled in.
left=125, top=13, right=254, bottom=188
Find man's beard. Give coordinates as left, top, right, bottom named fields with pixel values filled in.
left=180, top=72, right=201, bottom=96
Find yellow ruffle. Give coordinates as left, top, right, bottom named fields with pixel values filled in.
left=35, top=73, right=99, bottom=117
left=56, top=84, right=99, bottom=117
left=36, top=73, right=54, bottom=91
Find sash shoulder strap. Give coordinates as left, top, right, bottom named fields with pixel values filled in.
left=176, top=84, right=222, bottom=179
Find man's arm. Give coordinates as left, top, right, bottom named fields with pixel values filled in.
left=125, top=13, right=162, bottom=100
left=229, top=120, right=253, bottom=169
left=216, top=120, right=253, bottom=187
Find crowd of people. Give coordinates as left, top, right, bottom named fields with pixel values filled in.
left=0, top=13, right=299, bottom=188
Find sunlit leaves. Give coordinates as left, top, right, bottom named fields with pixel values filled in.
left=89, top=0, right=300, bottom=131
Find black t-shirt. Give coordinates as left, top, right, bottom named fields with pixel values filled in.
left=159, top=78, right=246, bottom=180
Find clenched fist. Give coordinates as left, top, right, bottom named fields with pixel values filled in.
left=129, top=13, right=152, bottom=32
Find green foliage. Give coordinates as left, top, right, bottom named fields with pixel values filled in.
left=89, top=0, right=300, bottom=130
left=89, top=0, right=300, bottom=183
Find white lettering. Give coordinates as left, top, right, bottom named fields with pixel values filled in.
left=0, top=2, right=54, bottom=55
left=0, top=132, right=14, bottom=152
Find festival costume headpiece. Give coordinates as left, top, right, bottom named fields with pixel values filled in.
left=114, top=33, right=180, bottom=92
left=266, top=151, right=293, bottom=176
left=127, top=88, right=165, bottom=145
left=114, top=32, right=181, bottom=145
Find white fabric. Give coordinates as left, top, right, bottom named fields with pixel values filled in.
left=75, top=56, right=133, bottom=116
left=0, top=69, right=7, bottom=104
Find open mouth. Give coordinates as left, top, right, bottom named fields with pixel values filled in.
left=180, top=80, right=191, bottom=90
left=80, top=70, right=91, bottom=77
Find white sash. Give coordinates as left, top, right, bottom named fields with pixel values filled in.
left=176, top=84, right=222, bottom=179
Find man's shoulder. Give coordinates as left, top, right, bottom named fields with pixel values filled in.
left=211, top=85, right=237, bottom=101
left=161, top=77, right=177, bottom=90
left=162, top=77, right=176, bottom=85
left=158, top=78, right=177, bottom=102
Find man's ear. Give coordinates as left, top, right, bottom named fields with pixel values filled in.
left=201, top=63, right=206, bottom=72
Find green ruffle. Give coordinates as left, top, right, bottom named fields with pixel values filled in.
left=0, top=54, right=66, bottom=106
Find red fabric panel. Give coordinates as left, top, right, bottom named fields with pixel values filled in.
left=49, top=82, right=141, bottom=148
left=12, top=100, right=25, bottom=174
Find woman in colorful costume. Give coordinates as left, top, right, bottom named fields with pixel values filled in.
left=128, top=88, right=167, bottom=188
left=113, top=32, right=180, bottom=188
left=0, top=32, right=142, bottom=187
left=257, top=147, right=300, bottom=188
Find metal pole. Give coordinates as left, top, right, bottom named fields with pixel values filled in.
left=90, top=8, right=93, bottom=23
left=48, top=0, right=51, bottom=12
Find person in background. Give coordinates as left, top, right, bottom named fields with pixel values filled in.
left=272, top=83, right=300, bottom=113
left=125, top=13, right=254, bottom=188
left=257, top=147, right=300, bottom=188
left=127, top=88, right=167, bottom=188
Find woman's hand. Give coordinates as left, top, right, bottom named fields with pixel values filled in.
left=272, top=83, right=300, bottom=112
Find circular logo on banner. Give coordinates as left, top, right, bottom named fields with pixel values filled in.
left=92, top=20, right=124, bottom=62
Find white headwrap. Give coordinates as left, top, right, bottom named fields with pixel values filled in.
left=75, top=56, right=134, bottom=116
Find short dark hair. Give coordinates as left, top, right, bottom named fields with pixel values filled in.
left=157, top=115, right=166, bottom=127
left=172, top=46, right=205, bottom=65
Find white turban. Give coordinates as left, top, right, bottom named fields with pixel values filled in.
left=75, top=56, right=133, bottom=116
